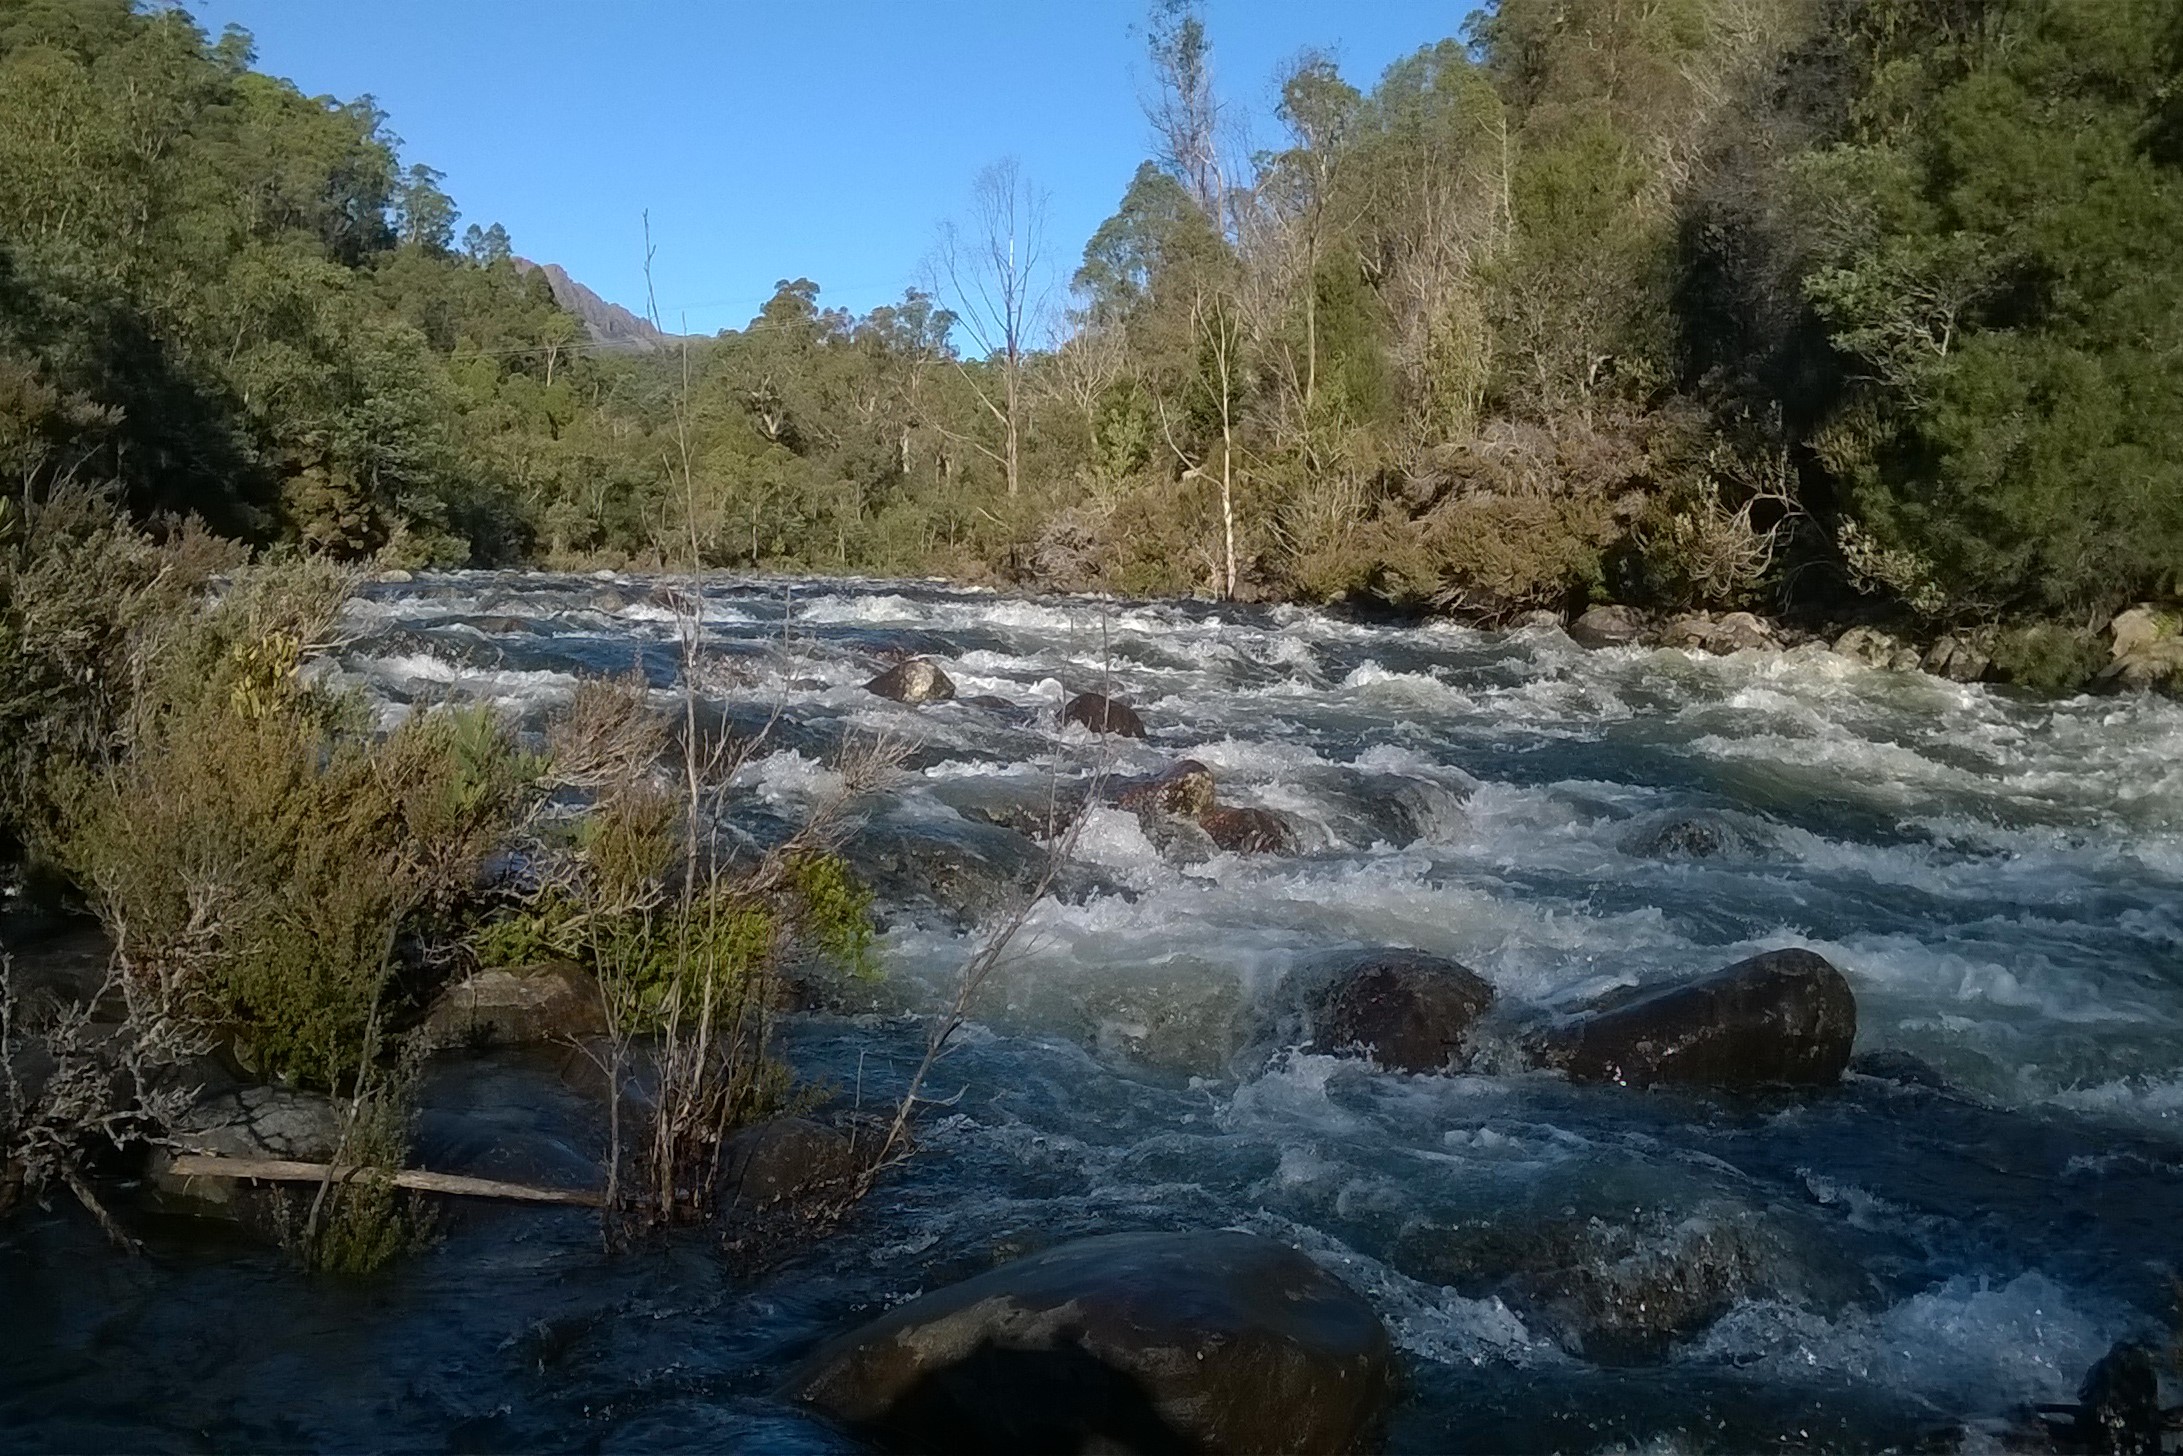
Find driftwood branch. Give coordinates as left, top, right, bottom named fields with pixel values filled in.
left=164, top=1153, right=603, bottom=1207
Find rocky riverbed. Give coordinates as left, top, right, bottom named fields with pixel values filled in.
left=4, top=569, right=2181, bottom=1452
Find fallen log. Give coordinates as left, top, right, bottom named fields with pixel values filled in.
left=163, top=1153, right=603, bottom=1207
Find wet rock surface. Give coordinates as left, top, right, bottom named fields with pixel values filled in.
left=1530, top=949, right=1857, bottom=1088
left=1061, top=691, right=1147, bottom=738
left=419, top=962, right=606, bottom=1051
left=1397, top=1201, right=1857, bottom=1366
left=2037, top=1339, right=2167, bottom=1455
left=1115, top=759, right=1217, bottom=821
left=149, top=1085, right=341, bottom=1222
left=787, top=1230, right=1394, bottom=1455
left=722, top=1116, right=858, bottom=1210
left=1200, top=805, right=1298, bottom=855
left=1307, top=949, right=1496, bottom=1074
left=866, top=658, right=957, bottom=704
left=1617, top=810, right=1769, bottom=861
left=1569, top=605, right=1646, bottom=648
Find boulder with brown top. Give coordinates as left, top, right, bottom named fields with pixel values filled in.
left=1528, top=948, right=1857, bottom=1089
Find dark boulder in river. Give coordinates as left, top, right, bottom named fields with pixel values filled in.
left=722, top=1116, right=857, bottom=1211
left=2037, top=1339, right=2164, bottom=1456
left=786, top=1230, right=1394, bottom=1455
left=866, top=658, right=956, bottom=704
left=1531, top=948, right=1857, bottom=1088
left=1617, top=810, right=1766, bottom=861
left=1309, top=949, right=1495, bottom=1074
left=962, top=693, right=1039, bottom=726
left=1201, top=805, right=1298, bottom=855
left=1062, top=691, right=1147, bottom=738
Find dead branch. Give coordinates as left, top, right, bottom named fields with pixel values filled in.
left=164, top=1154, right=603, bottom=1206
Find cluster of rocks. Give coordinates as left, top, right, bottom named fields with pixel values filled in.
left=1561, top=600, right=2183, bottom=694
left=1660, top=610, right=1780, bottom=655
left=1568, top=603, right=1794, bottom=656
left=864, top=656, right=1161, bottom=739
left=1296, top=945, right=1858, bottom=1090
left=1832, top=625, right=1993, bottom=682
left=770, top=938, right=1905, bottom=1453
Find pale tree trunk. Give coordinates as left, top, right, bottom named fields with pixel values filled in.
left=937, top=161, right=1047, bottom=501
left=1004, top=328, right=1021, bottom=498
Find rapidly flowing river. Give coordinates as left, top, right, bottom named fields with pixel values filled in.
left=7, top=571, right=2183, bottom=1451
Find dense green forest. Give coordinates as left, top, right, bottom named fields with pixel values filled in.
left=3, top=0, right=2180, bottom=629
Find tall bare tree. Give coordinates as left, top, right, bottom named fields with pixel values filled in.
left=1145, top=1, right=1224, bottom=224
left=935, top=159, right=1049, bottom=499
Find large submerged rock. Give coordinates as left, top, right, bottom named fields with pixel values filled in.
left=1395, top=1200, right=1846, bottom=1364
left=1308, top=949, right=1496, bottom=1074
left=722, top=1116, right=857, bottom=1211
left=1062, top=691, right=1147, bottom=738
left=148, top=1085, right=342, bottom=1224
left=844, top=813, right=1053, bottom=924
left=786, top=1230, right=1394, bottom=1455
left=1530, top=949, right=1857, bottom=1088
left=1201, top=805, right=1298, bottom=855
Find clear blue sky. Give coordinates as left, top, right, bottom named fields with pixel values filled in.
left=182, top=1, right=1480, bottom=336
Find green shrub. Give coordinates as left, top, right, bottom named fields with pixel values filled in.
left=277, top=1049, right=437, bottom=1276
left=56, top=564, right=543, bottom=1087
left=0, top=487, right=227, bottom=853
left=1418, top=493, right=1618, bottom=611
left=783, top=849, right=878, bottom=980
left=1989, top=624, right=2105, bottom=697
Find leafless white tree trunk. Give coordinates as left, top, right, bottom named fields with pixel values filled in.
left=936, top=160, right=1050, bottom=499
left=1154, top=282, right=1242, bottom=600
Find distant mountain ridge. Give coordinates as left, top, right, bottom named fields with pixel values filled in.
left=513, top=257, right=675, bottom=354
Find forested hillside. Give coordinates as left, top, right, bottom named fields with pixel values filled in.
left=3, top=0, right=2180, bottom=638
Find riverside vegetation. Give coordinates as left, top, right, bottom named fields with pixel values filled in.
left=0, top=0, right=2179, bottom=683
left=0, top=491, right=900, bottom=1260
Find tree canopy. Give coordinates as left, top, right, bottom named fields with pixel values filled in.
left=3, top=0, right=2178, bottom=625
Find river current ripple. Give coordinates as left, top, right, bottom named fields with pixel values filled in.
left=6, top=570, right=2182, bottom=1452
